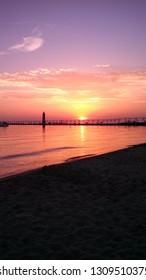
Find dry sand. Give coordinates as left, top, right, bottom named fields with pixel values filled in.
left=0, top=143, right=146, bottom=260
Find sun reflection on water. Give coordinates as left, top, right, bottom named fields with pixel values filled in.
left=80, top=125, right=85, bottom=142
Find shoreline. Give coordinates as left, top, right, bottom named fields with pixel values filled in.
left=0, top=144, right=140, bottom=181
left=0, top=153, right=98, bottom=181
left=0, top=143, right=146, bottom=259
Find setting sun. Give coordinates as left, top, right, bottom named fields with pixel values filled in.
left=78, top=117, right=88, bottom=121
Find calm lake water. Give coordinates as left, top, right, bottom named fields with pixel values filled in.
left=0, top=125, right=146, bottom=178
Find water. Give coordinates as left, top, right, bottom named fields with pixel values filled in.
left=0, top=125, right=146, bottom=178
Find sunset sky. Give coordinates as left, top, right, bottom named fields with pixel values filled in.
left=0, top=0, right=146, bottom=121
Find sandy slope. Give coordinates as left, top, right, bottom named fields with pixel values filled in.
left=0, top=144, right=146, bottom=259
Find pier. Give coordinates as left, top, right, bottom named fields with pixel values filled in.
left=7, top=117, right=146, bottom=126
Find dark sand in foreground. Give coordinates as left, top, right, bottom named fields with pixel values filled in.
left=0, top=144, right=146, bottom=260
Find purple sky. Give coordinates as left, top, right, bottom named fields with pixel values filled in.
left=1, top=0, right=146, bottom=72
left=0, top=0, right=146, bottom=120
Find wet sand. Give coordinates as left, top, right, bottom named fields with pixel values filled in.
left=0, top=143, right=146, bottom=259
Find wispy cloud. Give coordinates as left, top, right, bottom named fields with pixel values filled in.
left=93, top=64, right=110, bottom=68
left=9, top=34, right=44, bottom=53
left=9, top=36, right=43, bottom=52
left=0, top=27, right=44, bottom=55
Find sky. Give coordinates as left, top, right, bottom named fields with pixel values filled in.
left=0, top=0, right=146, bottom=121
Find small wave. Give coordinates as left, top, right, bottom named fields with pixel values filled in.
left=0, top=146, right=76, bottom=160
left=65, top=153, right=97, bottom=162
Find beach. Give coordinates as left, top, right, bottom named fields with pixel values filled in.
left=0, top=143, right=146, bottom=260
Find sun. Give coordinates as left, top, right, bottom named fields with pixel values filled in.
left=78, top=116, right=88, bottom=121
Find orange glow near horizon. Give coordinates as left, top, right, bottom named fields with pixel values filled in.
left=0, top=68, right=146, bottom=121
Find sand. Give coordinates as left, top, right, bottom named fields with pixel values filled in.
left=0, top=143, right=146, bottom=260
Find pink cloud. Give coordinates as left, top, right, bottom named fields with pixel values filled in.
left=0, top=68, right=146, bottom=120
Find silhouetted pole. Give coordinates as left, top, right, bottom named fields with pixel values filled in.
left=42, top=112, right=46, bottom=126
